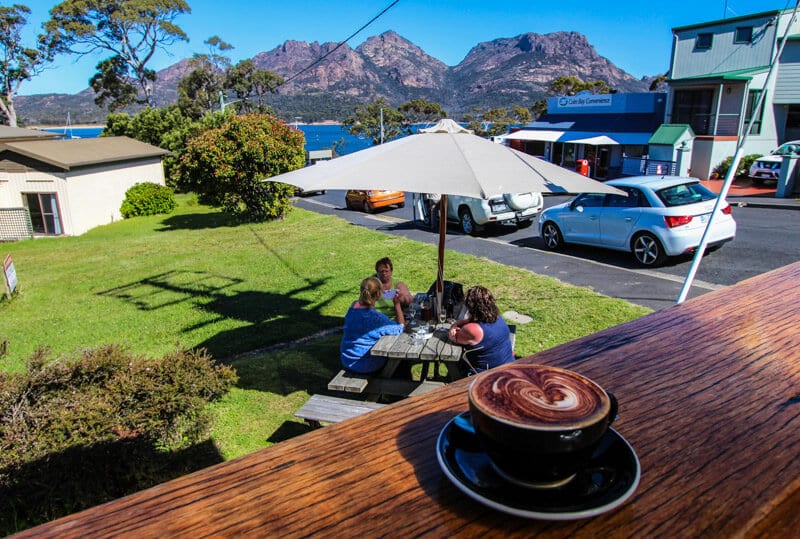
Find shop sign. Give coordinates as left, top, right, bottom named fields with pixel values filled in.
left=557, top=94, right=613, bottom=108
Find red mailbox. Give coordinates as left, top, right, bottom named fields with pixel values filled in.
left=576, top=159, right=590, bottom=176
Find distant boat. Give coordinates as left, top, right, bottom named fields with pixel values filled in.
left=64, top=112, right=80, bottom=139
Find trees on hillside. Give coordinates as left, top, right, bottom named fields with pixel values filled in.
left=45, top=0, right=191, bottom=110
left=0, top=4, right=58, bottom=126
left=172, top=114, right=305, bottom=221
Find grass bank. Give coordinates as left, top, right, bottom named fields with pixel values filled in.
left=0, top=195, right=650, bottom=459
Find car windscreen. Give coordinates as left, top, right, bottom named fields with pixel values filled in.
left=656, top=182, right=717, bottom=207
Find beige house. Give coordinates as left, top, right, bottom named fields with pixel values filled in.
left=1, top=130, right=169, bottom=239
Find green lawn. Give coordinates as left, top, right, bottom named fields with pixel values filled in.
left=0, top=195, right=650, bottom=459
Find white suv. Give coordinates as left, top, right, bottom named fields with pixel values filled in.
left=446, top=192, right=543, bottom=235
left=749, top=140, right=800, bottom=184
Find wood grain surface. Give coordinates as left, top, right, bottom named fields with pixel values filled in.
left=14, top=262, right=800, bottom=538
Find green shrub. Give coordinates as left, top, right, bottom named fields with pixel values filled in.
left=120, top=182, right=177, bottom=218
left=0, top=345, right=237, bottom=533
left=712, top=154, right=763, bottom=178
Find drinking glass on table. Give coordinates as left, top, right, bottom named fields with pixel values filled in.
left=408, top=301, right=419, bottom=320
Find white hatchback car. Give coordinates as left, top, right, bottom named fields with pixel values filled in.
left=748, top=140, right=800, bottom=184
left=537, top=176, right=736, bottom=266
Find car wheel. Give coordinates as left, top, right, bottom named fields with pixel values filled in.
left=459, top=208, right=478, bottom=235
left=632, top=232, right=666, bottom=266
left=517, top=219, right=533, bottom=229
left=541, top=221, right=564, bottom=250
left=363, top=201, right=373, bottom=214
left=397, top=202, right=405, bottom=208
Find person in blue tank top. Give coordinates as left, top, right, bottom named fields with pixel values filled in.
left=448, top=285, right=514, bottom=375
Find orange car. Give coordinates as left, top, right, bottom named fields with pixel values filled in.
left=345, top=190, right=405, bottom=213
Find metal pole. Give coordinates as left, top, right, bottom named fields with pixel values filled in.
left=677, top=3, right=799, bottom=303
left=436, top=194, right=447, bottom=317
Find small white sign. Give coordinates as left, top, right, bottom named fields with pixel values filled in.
left=3, top=254, right=17, bottom=296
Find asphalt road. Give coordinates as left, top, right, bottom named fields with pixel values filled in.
left=295, top=191, right=800, bottom=311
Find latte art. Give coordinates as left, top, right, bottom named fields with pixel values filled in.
left=471, top=365, right=609, bottom=429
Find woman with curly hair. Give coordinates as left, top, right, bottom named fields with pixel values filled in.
left=448, top=285, right=514, bottom=374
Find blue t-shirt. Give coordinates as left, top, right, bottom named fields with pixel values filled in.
left=340, top=305, right=404, bottom=374
left=463, top=318, right=514, bottom=372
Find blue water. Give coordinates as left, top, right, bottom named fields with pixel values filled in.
left=45, top=124, right=372, bottom=155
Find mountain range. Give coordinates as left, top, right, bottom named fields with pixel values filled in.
left=16, top=30, right=654, bottom=125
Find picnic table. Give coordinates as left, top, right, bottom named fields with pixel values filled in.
left=371, top=323, right=463, bottom=380
left=16, top=261, right=800, bottom=537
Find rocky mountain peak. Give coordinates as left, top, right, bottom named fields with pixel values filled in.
left=15, top=30, right=653, bottom=125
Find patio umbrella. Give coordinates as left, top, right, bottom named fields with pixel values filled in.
left=271, top=119, right=623, bottom=311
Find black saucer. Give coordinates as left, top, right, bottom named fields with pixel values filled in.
left=436, top=412, right=640, bottom=520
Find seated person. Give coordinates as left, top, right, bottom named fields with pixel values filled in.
left=340, top=277, right=405, bottom=374
left=374, top=257, right=413, bottom=316
left=448, top=285, right=514, bottom=374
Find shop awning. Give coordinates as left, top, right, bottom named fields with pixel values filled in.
left=495, top=130, right=565, bottom=142
left=564, top=135, right=619, bottom=145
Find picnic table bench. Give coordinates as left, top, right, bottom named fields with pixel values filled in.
left=294, top=394, right=386, bottom=427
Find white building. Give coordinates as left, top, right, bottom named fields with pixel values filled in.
left=666, top=7, right=800, bottom=179
left=1, top=131, right=170, bottom=239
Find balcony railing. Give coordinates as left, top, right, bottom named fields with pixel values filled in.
left=676, top=113, right=741, bottom=136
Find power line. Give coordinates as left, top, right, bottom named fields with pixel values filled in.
left=281, top=0, right=400, bottom=85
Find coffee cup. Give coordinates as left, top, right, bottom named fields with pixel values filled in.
left=467, top=364, right=617, bottom=488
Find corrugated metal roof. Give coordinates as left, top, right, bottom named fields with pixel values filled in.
left=649, top=124, right=695, bottom=146
left=669, top=66, right=769, bottom=83
left=0, top=136, right=170, bottom=171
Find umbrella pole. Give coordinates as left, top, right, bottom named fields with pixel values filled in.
left=436, top=195, right=447, bottom=317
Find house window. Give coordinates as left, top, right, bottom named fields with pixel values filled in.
left=23, top=193, right=63, bottom=235
left=696, top=33, right=713, bottom=50
left=735, top=26, right=753, bottom=43
left=744, top=90, right=764, bottom=135
left=673, top=89, right=714, bottom=135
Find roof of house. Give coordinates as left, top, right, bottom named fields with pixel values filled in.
left=0, top=125, right=61, bottom=142
left=0, top=136, right=170, bottom=171
left=672, top=9, right=781, bottom=32
left=649, top=124, right=695, bottom=145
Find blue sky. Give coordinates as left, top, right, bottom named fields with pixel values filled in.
left=18, top=0, right=794, bottom=96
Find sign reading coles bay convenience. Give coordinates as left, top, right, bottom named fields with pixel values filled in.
left=3, top=254, right=17, bottom=298
left=557, top=94, right=612, bottom=108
